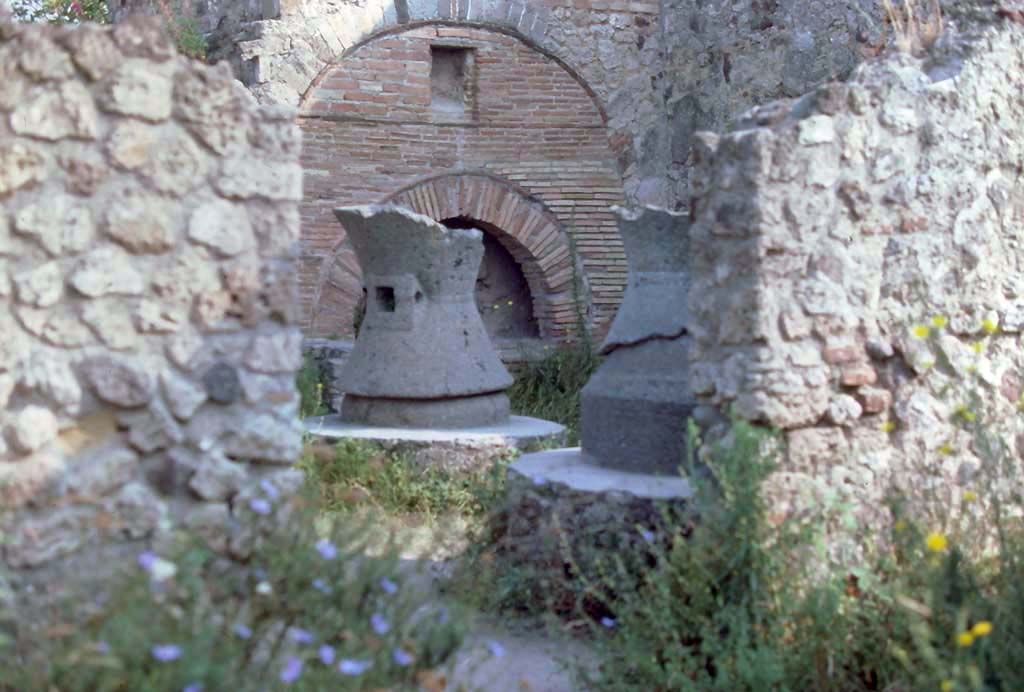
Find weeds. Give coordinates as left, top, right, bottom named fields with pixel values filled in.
left=2, top=485, right=466, bottom=691
left=297, top=354, right=329, bottom=419
left=299, top=439, right=508, bottom=520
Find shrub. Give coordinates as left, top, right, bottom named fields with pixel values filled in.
left=1, top=486, right=466, bottom=691
left=297, top=354, right=329, bottom=419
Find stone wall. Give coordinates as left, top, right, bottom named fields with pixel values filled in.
left=686, top=20, right=1024, bottom=522
left=0, top=17, right=304, bottom=588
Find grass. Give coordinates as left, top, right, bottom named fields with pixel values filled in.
left=298, top=439, right=508, bottom=521
left=507, top=341, right=601, bottom=445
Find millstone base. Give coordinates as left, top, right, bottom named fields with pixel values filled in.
left=340, top=392, right=510, bottom=429
left=501, top=448, right=693, bottom=565
left=303, top=415, right=566, bottom=473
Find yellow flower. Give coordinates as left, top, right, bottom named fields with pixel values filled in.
left=912, top=325, right=931, bottom=338
left=926, top=532, right=948, bottom=553
left=894, top=519, right=907, bottom=532
left=982, top=318, right=999, bottom=335
left=492, top=304, right=499, bottom=310
left=963, top=490, right=978, bottom=503
left=971, top=621, right=992, bottom=637
left=507, top=300, right=513, bottom=306
left=938, top=441, right=954, bottom=456
left=931, top=315, right=948, bottom=328
left=880, top=420, right=896, bottom=433
left=941, top=680, right=954, bottom=692
left=963, top=410, right=977, bottom=422
left=957, top=631, right=975, bottom=647
left=971, top=341, right=984, bottom=354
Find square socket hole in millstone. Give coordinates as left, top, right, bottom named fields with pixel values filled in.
left=375, top=286, right=396, bottom=312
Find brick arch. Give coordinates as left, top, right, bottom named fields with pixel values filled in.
left=298, top=20, right=608, bottom=125
left=384, top=173, right=585, bottom=339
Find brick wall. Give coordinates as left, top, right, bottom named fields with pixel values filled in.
left=299, top=24, right=626, bottom=340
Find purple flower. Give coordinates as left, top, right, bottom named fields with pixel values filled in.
left=318, top=644, right=335, bottom=665
left=279, top=656, right=303, bottom=684
left=315, top=539, right=337, bottom=560
left=289, top=627, right=314, bottom=644
left=600, top=616, right=617, bottom=629
left=640, top=529, right=656, bottom=544
left=379, top=577, right=398, bottom=594
left=437, top=607, right=449, bottom=625
left=393, top=648, right=414, bottom=666
left=371, top=612, right=389, bottom=635
left=259, top=478, right=280, bottom=500
left=137, top=551, right=157, bottom=571
left=531, top=475, right=546, bottom=486
left=338, top=658, right=373, bottom=676
left=151, top=644, right=183, bottom=662
left=312, top=578, right=331, bottom=594
left=183, top=684, right=203, bottom=692
left=486, top=640, right=506, bottom=658
left=250, top=497, right=272, bottom=516
left=94, top=641, right=110, bottom=654
left=233, top=623, right=253, bottom=639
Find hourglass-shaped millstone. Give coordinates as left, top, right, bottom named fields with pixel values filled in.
left=579, top=206, right=696, bottom=475
left=333, top=204, right=514, bottom=428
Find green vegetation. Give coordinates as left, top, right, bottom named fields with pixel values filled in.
left=507, top=341, right=601, bottom=445
left=299, top=439, right=507, bottom=520
left=2, top=486, right=466, bottom=691
left=296, top=354, right=329, bottom=419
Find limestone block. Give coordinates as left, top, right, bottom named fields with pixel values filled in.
left=66, top=445, right=140, bottom=498
left=785, top=427, right=850, bottom=476
left=245, top=330, right=303, bottom=373
left=99, top=62, right=173, bottom=122
left=826, top=395, right=863, bottom=426
left=11, top=82, right=100, bottom=141
left=112, top=16, right=178, bottom=62
left=19, top=351, right=82, bottom=416
left=16, top=305, right=94, bottom=348
left=142, top=127, right=208, bottom=196
left=166, top=326, right=203, bottom=370
left=0, top=374, right=13, bottom=409
left=14, top=196, right=94, bottom=256
left=216, top=156, right=303, bottom=201
left=81, top=355, right=155, bottom=408
left=188, top=451, right=247, bottom=501
left=120, top=400, right=184, bottom=453
left=59, top=150, right=110, bottom=195
left=161, top=370, right=208, bottom=420
left=174, top=62, right=249, bottom=154
left=0, top=142, right=48, bottom=195
left=13, top=261, right=63, bottom=307
left=221, top=413, right=303, bottom=464
left=0, top=448, right=66, bottom=510
left=18, top=38, right=75, bottom=80
left=797, top=114, right=835, bottom=145
left=135, top=300, right=187, bottom=334
left=102, top=482, right=166, bottom=538
left=107, top=120, right=158, bottom=169
left=201, top=362, right=242, bottom=404
left=3, top=506, right=94, bottom=568
left=81, top=300, right=138, bottom=350
left=188, top=199, right=253, bottom=257
left=239, top=370, right=295, bottom=406
left=8, top=405, right=59, bottom=454
left=0, top=260, right=8, bottom=297
left=61, top=24, right=121, bottom=81
left=69, top=246, right=144, bottom=297
left=105, top=193, right=177, bottom=253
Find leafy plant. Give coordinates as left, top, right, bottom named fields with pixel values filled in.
left=2, top=485, right=466, bottom=691
left=297, top=354, right=329, bottom=419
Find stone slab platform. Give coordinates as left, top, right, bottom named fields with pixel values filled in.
left=501, top=448, right=693, bottom=564
left=303, top=415, right=566, bottom=472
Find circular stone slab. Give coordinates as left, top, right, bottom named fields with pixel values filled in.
left=303, top=414, right=566, bottom=473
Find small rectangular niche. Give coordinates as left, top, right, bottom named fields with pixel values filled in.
left=375, top=286, right=396, bottom=312
left=430, top=46, right=474, bottom=118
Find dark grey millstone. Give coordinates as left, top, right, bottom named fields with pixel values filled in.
left=332, top=204, right=513, bottom=429
left=202, top=362, right=241, bottom=404
left=579, top=206, right=697, bottom=476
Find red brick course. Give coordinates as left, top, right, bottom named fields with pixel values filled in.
left=299, top=24, right=626, bottom=340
